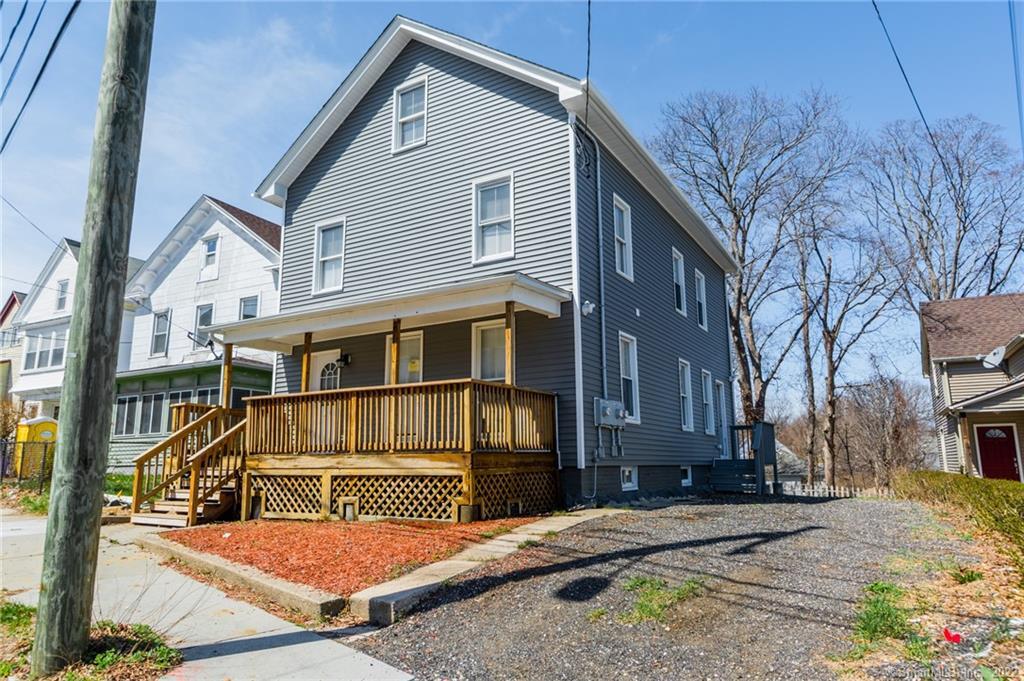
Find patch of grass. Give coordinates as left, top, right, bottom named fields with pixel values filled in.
left=517, top=539, right=540, bottom=549
left=543, top=530, right=558, bottom=538
left=903, top=631, right=934, bottom=665
left=104, top=473, right=135, bottom=496
left=18, top=492, right=48, bottom=515
left=586, top=607, right=607, bottom=622
left=950, top=565, right=984, bottom=584
left=618, top=576, right=705, bottom=624
left=479, top=525, right=512, bottom=539
left=0, top=601, right=35, bottom=637
left=854, top=582, right=910, bottom=642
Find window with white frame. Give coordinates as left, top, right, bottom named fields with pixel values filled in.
left=393, top=78, right=426, bottom=151
left=202, top=237, right=218, bottom=268
left=701, top=370, right=715, bottom=435
left=196, top=387, right=220, bottom=405
left=613, top=194, right=633, bottom=279
left=193, top=304, right=213, bottom=349
left=681, top=465, right=692, bottom=487
left=672, top=249, right=686, bottom=315
left=695, top=269, right=707, bottom=330
left=619, top=332, right=640, bottom=422
left=56, top=280, right=69, bottom=311
left=315, top=221, right=345, bottom=291
left=239, top=296, right=259, bottom=320
left=113, top=395, right=138, bottom=436
left=474, top=174, right=513, bottom=262
left=472, top=319, right=506, bottom=381
left=139, top=393, right=166, bottom=435
left=678, top=359, right=693, bottom=431
left=23, top=328, right=65, bottom=371
left=151, top=311, right=169, bottom=356
left=620, top=465, right=638, bottom=491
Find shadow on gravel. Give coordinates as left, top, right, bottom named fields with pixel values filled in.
left=412, top=526, right=823, bottom=614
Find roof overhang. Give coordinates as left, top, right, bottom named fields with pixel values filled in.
left=949, top=377, right=1024, bottom=412
left=115, top=357, right=271, bottom=381
left=252, top=16, right=737, bottom=275
left=207, top=272, right=571, bottom=352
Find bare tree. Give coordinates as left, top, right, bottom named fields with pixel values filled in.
left=652, top=88, right=855, bottom=420
left=862, top=115, right=1024, bottom=310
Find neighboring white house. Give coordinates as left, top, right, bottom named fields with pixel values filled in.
left=9, top=239, right=144, bottom=419
left=109, top=195, right=281, bottom=466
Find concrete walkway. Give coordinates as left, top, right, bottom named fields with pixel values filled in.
left=0, top=508, right=408, bottom=681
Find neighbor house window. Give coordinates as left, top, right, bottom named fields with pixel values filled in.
left=139, top=393, right=165, bottom=435
left=239, top=296, right=259, bottom=320
left=56, top=280, right=68, bottom=311
left=151, top=311, right=169, bottom=356
left=315, top=221, right=345, bottom=292
left=393, top=78, right=427, bottom=151
left=193, top=304, right=213, bottom=349
left=695, top=269, right=707, bottom=330
left=701, top=370, right=715, bottom=435
left=613, top=194, right=633, bottom=280
left=202, top=237, right=218, bottom=268
left=620, top=466, right=638, bottom=492
left=113, top=395, right=138, bottom=436
left=672, top=249, right=686, bottom=316
left=472, top=319, right=506, bottom=381
left=678, top=359, right=693, bottom=431
left=231, top=388, right=268, bottom=410
left=195, top=387, right=220, bottom=405
left=619, top=332, right=640, bottom=422
left=23, top=329, right=65, bottom=370
left=681, top=466, right=692, bottom=487
left=474, top=174, right=514, bottom=262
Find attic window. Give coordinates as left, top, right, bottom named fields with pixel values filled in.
left=202, top=237, right=218, bottom=268
left=393, top=77, right=427, bottom=152
left=55, top=280, right=68, bottom=311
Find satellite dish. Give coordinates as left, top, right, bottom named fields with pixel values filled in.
left=982, top=345, right=1006, bottom=370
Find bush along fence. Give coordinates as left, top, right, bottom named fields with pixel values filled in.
left=0, top=439, right=55, bottom=493
left=780, top=481, right=895, bottom=499
left=894, top=471, right=1024, bottom=579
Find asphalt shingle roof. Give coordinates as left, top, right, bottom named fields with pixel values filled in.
left=205, top=196, right=281, bottom=251
left=920, top=293, right=1024, bottom=360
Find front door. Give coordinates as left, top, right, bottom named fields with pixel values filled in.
left=310, top=351, right=343, bottom=391
left=974, top=424, right=1022, bottom=481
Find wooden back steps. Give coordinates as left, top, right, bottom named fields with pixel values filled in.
left=130, top=404, right=246, bottom=528
left=710, top=422, right=779, bottom=495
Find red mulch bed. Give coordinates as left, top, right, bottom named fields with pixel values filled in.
left=163, top=517, right=538, bottom=597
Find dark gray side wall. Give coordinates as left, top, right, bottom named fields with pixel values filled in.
left=274, top=306, right=577, bottom=465
left=574, top=129, right=735, bottom=471
left=280, top=40, right=572, bottom=314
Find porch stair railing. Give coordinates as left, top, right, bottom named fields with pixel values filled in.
left=131, top=403, right=245, bottom=527
left=711, top=422, right=778, bottom=495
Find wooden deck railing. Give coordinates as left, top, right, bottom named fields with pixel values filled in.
left=245, top=379, right=556, bottom=456
left=186, top=419, right=247, bottom=525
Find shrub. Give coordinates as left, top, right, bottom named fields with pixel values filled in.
left=893, top=472, right=1024, bottom=576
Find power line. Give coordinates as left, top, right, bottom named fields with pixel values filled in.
left=0, top=2, right=29, bottom=64
left=870, top=0, right=964, bottom=205
left=1, top=0, right=81, bottom=154
left=1010, top=0, right=1024, bottom=164
left=2, top=194, right=69, bottom=255
left=0, top=0, right=47, bottom=104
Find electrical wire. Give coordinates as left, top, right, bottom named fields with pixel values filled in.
left=1009, top=0, right=1024, bottom=164
left=0, top=0, right=46, bottom=104
left=0, top=2, right=29, bottom=64
left=1, top=0, right=81, bottom=154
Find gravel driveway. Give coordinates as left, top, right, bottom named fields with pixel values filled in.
left=352, top=496, right=960, bottom=680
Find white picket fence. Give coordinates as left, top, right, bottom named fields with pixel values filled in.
left=780, top=481, right=896, bottom=499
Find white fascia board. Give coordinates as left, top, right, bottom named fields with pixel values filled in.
left=12, top=243, right=74, bottom=325
left=125, top=195, right=212, bottom=299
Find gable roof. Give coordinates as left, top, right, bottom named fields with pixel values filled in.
left=126, top=195, right=280, bottom=300
left=0, top=291, right=25, bottom=327
left=920, top=293, right=1024, bottom=366
left=253, top=15, right=736, bottom=274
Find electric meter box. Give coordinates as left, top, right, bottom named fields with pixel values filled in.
left=593, top=398, right=627, bottom=428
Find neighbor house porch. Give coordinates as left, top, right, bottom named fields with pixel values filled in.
left=130, top=273, right=574, bottom=526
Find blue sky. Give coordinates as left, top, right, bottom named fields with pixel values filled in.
left=1, top=1, right=1020, bottom=403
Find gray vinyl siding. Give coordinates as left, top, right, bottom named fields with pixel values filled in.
left=947, top=360, right=1012, bottom=403
left=963, top=386, right=1024, bottom=411
left=929, top=364, right=960, bottom=473
left=274, top=309, right=578, bottom=464
left=280, top=40, right=572, bottom=314
left=575, top=129, right=734, bottom=469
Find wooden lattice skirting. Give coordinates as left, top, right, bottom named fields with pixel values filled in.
left=475, top=470, right=558, bottom=520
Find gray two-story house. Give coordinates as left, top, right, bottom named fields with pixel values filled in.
left=130, top=16, right=737, bottom=527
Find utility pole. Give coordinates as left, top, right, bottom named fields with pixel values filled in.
left=31, top=1, right=155, bottom=675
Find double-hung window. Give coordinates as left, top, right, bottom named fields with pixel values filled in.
left=203, top=237, right=218, bottom=268
left=113, top=395, right=138, bottom=436
left=151, top=311, right=169, bottom=356
left=315, top=221, right=345, bottom=292
left=239, top=296, right=259, bottom=320
left=695, top=269, right=707, bottom=330
left=672, top=249, right=686, bottom=316
left=701, top=370, right=715, bottom=435
left=139, top=393, right=165, bottom=435
left=56, top=280, right=69, bottom=311
left=393, top=78, right=426, bottom=151
left=613, top=194, right=633, bottom=280
left=678, top=359, right=693, bottom=431
left=194, top=304, right=213, bottom=349
left=472, top=319, right=506, bottom=381
left=474, top=174, right=514, bottom=262
left=619, top=332, right=640, bottom=423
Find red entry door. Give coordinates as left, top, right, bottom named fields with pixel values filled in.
left=975, top=425, right=1021, bottom=481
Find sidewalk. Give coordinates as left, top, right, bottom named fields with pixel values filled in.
left=1, top=508, right=409, bottom=681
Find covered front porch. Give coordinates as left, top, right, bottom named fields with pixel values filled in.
left=131, top=274, right=573, bottom=526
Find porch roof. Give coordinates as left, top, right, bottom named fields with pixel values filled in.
left=207, top=273, right=572, bottom=352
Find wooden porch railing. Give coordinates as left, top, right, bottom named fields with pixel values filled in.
left=131, top=405, right=245, bottom=512
left=186, top=419, right=247, bottom=525
left=245, top=379, right=556, bottom=456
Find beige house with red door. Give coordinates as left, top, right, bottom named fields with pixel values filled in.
left=920, top=293, right=1024, bottom=482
